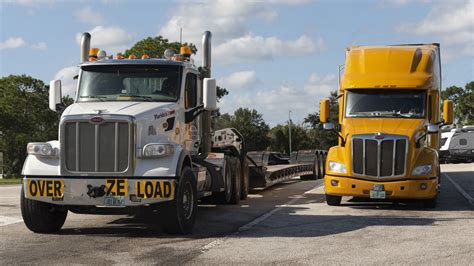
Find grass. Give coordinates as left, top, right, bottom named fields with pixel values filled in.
left=0, top=177, right=22, bottom=185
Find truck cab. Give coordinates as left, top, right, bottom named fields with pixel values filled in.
left=21, top=31, right=247, bottom=234
left=320, top=44, right=454, bottom=208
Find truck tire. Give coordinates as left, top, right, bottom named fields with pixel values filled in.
left=317, top=153, right=325, bottom=179
left=240, top=158, right=249, bottom=200
left=20, top=186, right=68, bottom=233
left=213, top=156, right=233, bottom=204
left=230, top=157, right=241, bottom=204
left=301, top=154, right=319, bottom=180
left=320, top=152, right=326, bottom=178
left=160, top=166, right=198, bottom=234
left=326, top=194, right=342, bottom=206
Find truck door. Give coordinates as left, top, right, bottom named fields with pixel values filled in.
left=184, top=72, right=201, bottom=154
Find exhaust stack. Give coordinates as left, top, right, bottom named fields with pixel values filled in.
left=80, top=32, right=91, bottom=63
left=201, top=31, right=212, bottom=154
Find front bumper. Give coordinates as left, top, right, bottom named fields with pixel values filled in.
left=23, top=176, right=176, bottom=206
left=324, top=174, right=438, bottom=199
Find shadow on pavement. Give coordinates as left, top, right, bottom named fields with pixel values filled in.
left=56, top=174, right=472, bottom=238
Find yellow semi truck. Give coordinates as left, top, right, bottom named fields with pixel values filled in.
left=320, top=43, right=453, bottom=208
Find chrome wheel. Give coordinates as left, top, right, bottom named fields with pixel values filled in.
left=182, top=182, right=194, bottom=220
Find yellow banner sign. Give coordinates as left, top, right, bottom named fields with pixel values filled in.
left=135, top=180, right=174, bottom=199
left=27, top=179, right=64, bottom=198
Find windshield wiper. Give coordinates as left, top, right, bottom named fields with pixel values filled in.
left=79, top=95, right=106, bottom=101
left=117, top=95, right=153, bottom=101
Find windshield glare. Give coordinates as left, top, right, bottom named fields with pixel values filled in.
left=345, top=89, right=426, bottom=118
left=78, top=65, right=182, bottom=102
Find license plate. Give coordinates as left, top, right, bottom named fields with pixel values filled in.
left=104, top=196, right=125, bottom=206
left=370, top=190, right=386, bottom=199
left=26, top=179, right=64, bottom=199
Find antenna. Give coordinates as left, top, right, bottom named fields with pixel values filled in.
left=180, top=28, right=182, bottom=44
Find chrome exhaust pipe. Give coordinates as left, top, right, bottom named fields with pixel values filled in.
left=201, top=31, right=212, bottom=154
left=202, top=31, right=212, bottom=77
left=80, top=32, right=91, bottom=63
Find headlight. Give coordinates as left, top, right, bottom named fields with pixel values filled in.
left=27, top=142, right=56, bottom=157
left=412, top=164, right=432, bottom=176
left=141, top=143, right=175, bottom=158
left=328, top=161, right=347, bottom=174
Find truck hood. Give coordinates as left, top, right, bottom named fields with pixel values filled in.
left=62, top=101, right=176, bottom=117
left=344, top=118, right=426, bottom=139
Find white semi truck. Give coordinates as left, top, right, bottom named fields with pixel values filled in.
left=21, top=31, right=325, bottom=235
left=21, top=31, right=251, bottom=234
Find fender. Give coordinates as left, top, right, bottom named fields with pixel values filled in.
left=22, top=140, right=60, bottom=176
left=175, top=149, right=193, bottom=178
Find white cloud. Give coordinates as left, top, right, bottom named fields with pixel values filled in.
left=9, top=0, right=55, bottom=7
left=219, top=70, right=259, bottom=90
left=157, top=0, right=320, bottom=64
left=382, top=0, right=432, bottom=6
left=304, top=73, right=337, bottom=97
left=0, top=37, right=26, bottom=50
left=76, top=6, right=104, bottom=26
left=397, top=0, right=474, bottom=59
left=54, top=66, right=79, bottom=98
left=30, top=42, right=47, bottom=50
left=219, top=73, right=336, bottom=125
left=214, top=35, right=324, bottom=64
left=76, top=26, right=133, bottom=54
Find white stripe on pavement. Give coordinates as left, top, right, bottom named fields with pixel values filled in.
left=0, top=216, right=23, bottom=227
left=443, top=172, right=474, bottom=206
left=201, top=181, right=324, bottom=252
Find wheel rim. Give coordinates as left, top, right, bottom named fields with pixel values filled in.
left=182, top=182, right=194, bottom=220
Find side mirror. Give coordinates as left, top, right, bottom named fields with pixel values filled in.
left=442, top=100, right=454, bottom=125
left=49, top=80, right=62, bottom=112
left=203, top=78, right=217, bottom=111
left=427, top=124, right=439, bottom=134
left=320, top=99, right=330, bottom=123
left=323, top=122, right=335, bottom=131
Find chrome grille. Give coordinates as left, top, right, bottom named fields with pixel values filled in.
left=352, top=134, right=408, bottom=177
left=61, top=117, right=133, bottom=174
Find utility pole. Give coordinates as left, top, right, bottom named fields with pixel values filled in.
left=338, top=64, right=344, bottom=90
left=288, top=110, right=292, bottom=155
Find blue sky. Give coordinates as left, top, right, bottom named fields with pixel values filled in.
left=1, top=0, right=473, bottom=126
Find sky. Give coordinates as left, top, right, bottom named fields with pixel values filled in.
left=1, top=0, right=473, bottom=126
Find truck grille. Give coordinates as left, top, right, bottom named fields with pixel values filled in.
left=62, top=118, right=132, bottom=173
left=352, top=134, right=408, bottom=177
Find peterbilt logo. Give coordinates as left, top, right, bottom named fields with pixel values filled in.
left=90, top=117, right=104, bottom=124
left=374, top=132, right=385, bottom=140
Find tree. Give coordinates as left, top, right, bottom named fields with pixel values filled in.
left=124, top=36, right=228, bottom=101
left=269, top=122, right=314, bottom=153
left=442, top=82, right=474, bottom=125
left=0, top=75, right=61, bottom=176
left=215, top=108, right=270, bottom=151
left=303, top=90, right=339, bottom=150
left=123, top=36, right=197, bottom=58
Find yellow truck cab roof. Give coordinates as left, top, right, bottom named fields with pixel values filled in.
left=341, top=44, right=440, bottom=90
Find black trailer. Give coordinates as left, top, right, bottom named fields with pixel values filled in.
left=246, top=150, right=327, bottom=188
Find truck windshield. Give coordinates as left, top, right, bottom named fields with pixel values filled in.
left=78, top=65, right=182, bottom=102
left=345, top=89, right=426, bottom=118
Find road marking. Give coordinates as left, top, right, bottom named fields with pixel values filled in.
left=0, top=216, right=23, bottom=227
left=443, top=172, right=474, bottom=206
left=201, top=181, right=324, bottom=252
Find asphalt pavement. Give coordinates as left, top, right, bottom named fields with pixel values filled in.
left=0, top=163, right=472, bottom=264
